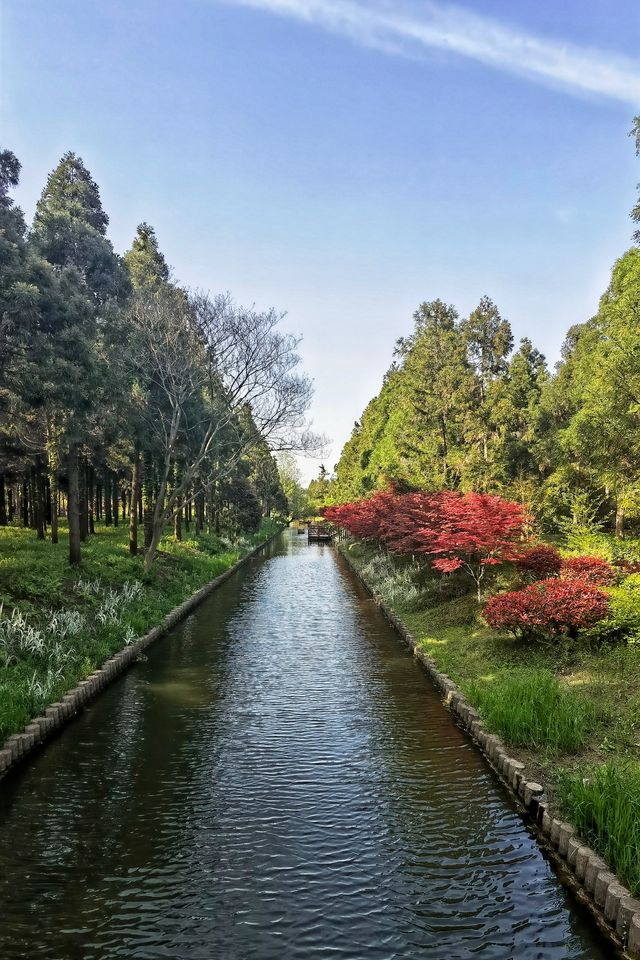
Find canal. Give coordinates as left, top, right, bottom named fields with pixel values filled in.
left=0, top=531, right=613, bottom=959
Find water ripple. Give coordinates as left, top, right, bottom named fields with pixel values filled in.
left=0, top=533, right=612, bottom=959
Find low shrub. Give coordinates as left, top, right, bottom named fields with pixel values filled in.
left=593, top=574, right=640, bottom=643
left=466, top=668, right=594, bottom=752
left=561, top=555, right=616, bottom=586
left=556, top=761, right=640, bottom=895
left=515, top=545, right=562, bottom=579
left=484, top=578, right=609, bottom=640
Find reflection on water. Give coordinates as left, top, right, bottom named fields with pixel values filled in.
left=0, top=532, right=613, bottom=959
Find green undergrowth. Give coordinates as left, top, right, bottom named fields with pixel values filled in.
left=556, top=762, right=640, bottom=895
left=0, top=518, right=281, bottom=741
left=466, top=669, right=595, bottom=753
left=343, top=539, right=640, bottom=894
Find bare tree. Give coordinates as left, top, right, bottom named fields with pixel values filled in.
left=126, top=286, right=320, bottom=570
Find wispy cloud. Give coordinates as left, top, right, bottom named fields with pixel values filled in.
left=221, top=0, right=640, bottom=106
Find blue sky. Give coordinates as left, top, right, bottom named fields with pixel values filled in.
left=3, top=0, right=639, bottom=481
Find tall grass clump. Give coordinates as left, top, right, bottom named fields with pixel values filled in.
left=556, top=761, right=640, bottom=895
left=466, top=668, right=594, bottom=753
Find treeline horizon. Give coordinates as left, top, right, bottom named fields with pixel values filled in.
left=0, top=149, right=316, bottom=569
left=314, top=117, right=640, bottom=539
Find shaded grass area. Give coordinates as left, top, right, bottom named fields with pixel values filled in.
left=0, top=519, right=281, bottom=741
left=343, top=540, right=640, bottom=894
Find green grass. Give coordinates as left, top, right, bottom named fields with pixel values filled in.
left=466, top=668, right=595, bottom=753
left=342, top=539, right=640, bottom=894
left=556, top=761, right=640, bottom=895
left=0, top=518, right=281, bottom=740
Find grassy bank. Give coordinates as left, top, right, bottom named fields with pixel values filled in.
left=0, top=518, right=281, bottom=742
left=342, top=541, right=640, bottom=895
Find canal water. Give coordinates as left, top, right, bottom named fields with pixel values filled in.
left=0, top=532, right=612, bottom=959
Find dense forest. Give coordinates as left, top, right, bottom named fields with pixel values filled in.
left=318, top=118, right=640, bottom=543
left=0, top=150, right=316, bottom=570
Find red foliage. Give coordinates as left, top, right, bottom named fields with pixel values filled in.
left=423, top=492, right=529, bottom=594
left=560, top=555, right=616, bottom=586
left=378, top=491, right=458, bottom=555
left=515, top=545, right=562, bottom=579
left=484, top=578, right=609, bottom=639
left=325, top=489, right=529, bottom=596
left=324, top=490, right=445, bottom=551
left=322, top=490, right=396, bottom=541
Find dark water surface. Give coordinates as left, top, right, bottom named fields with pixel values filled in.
left=0, top=532, right=613, bottom=959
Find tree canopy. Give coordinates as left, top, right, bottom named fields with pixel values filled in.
left=0, top=149, right=315, bottom=565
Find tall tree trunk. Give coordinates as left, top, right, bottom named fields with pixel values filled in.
left=112, top=475, right=119, bottom=527
left=45, top=477, right=52, bottom=526
left=7, top=485, right=14, bottom=522
left=207, top=487, right=214, bottom=534
left=28, top=469, right=36, bottom=529
left=68, top=447, right=81, bottom=566
left=144, top=465, right=171, bottom=573
left=34, top=457, right=45, bottom=540
left=143, top=451, right=154, bottom=551
left=21, top=478, right=29, bottom=526
left=195, top=490, right=203, bottom=535
left=45, top=422, right=60, bottom=541
left=79, top=460, right=88, bottom=541
left=50, top=468, right=59, bottom=544
left=173, top=464, right=182, bottom=541
left=174, top=495, right=182, bottom=541
left=0, top=475, right=6, bottom=526
left=104, top=471, right=112, bottom=525
left=129, top=449, right=140, bottom=556
left=615, top=503, right=625, bottom=539
left=88, top=466, right=96, bottom=535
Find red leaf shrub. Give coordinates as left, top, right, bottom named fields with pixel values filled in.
left=326, top=489, right=529, bottom=600
left=484, top=578, right=609, bottom=639
left=423, top=492, right=529, bottom=598
left=560, top=555, right=616, bottom=586
left=515, top=545, right=562, bottom=579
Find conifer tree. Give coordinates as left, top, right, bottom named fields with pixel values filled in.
left=29, top=152, right=130, bottom=563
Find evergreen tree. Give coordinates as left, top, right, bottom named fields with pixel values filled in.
left=462, top=296, right=513, bottom=488
left=630, top=116, right=640, bottom=243
left=29, top=152, right=130, bottom=563
left=501, top=338, right=548, bottom=502
left=396, top=299, right=474, bottom=488
left=124, top=222, right=170, bottom=289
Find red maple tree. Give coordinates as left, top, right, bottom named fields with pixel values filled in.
left=326, top=489, right=529, bottom=600
left=422, top=492, right=529, bottom=599
left=323, top=490, right=395, bottom=541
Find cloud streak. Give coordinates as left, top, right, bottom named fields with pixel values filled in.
left=221, top=0, right=640, bottom=106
